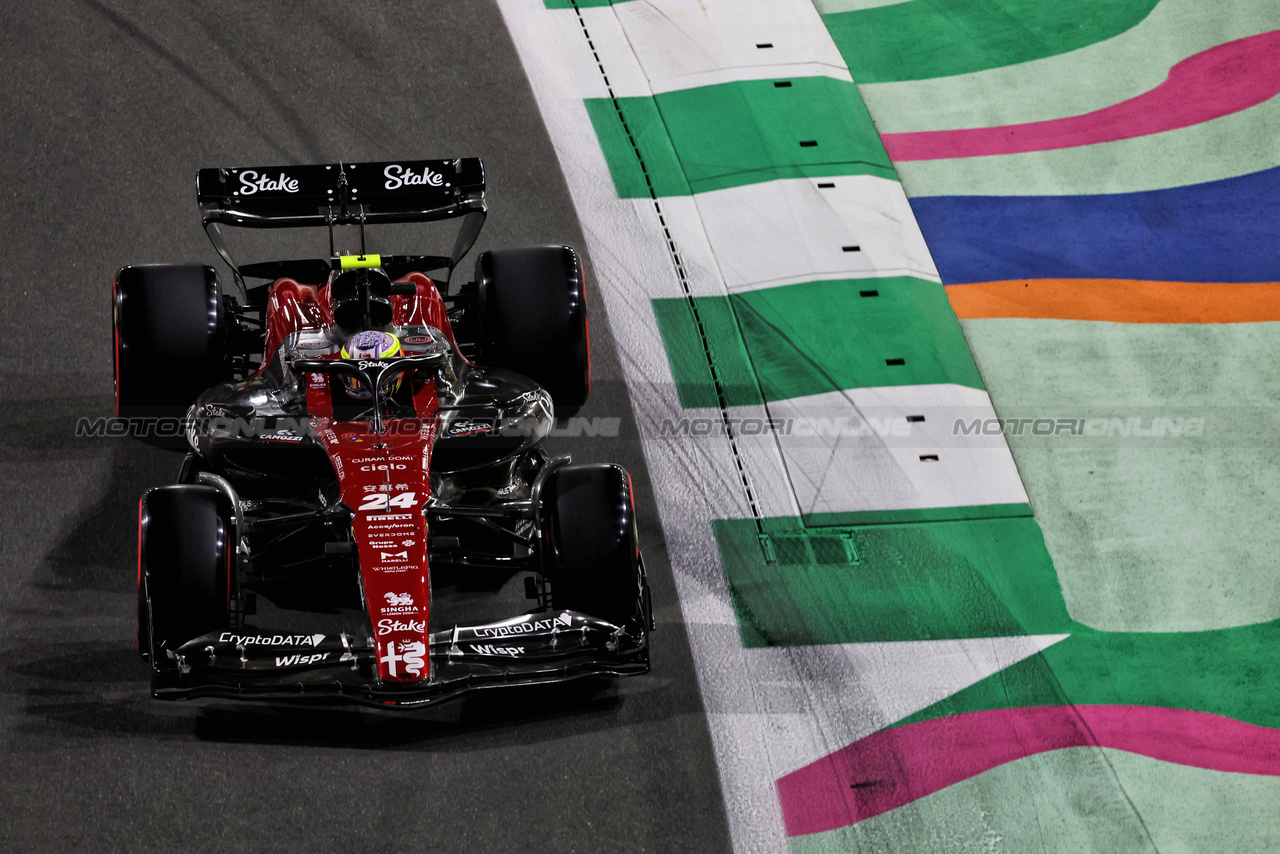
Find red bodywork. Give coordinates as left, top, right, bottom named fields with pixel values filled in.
left=263, top=271, right=454, bottom=683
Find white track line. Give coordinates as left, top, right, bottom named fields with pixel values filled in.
left=613, top=0, right=852, bottom=93
left=760, top=385, right=1028, bottom=516
left=694, top=176, right=940, bottom=292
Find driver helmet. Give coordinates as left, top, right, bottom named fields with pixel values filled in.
left=340, top=330, right=403, bottom=400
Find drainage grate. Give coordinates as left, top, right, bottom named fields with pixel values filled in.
left=760, top=532, right=860, bottom=565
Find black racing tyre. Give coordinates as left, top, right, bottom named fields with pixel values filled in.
left=541, top=463, right=642, bottom=627
left=135, top=496, right=149, bottom=659
left=138, top=485, right=234, bottom=655
left=113, top=264, right=233, bottom=447
left=475, top=245, right=589, bottom=415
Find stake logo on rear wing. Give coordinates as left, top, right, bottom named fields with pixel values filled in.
left=197, top=158, right=485, bottom=228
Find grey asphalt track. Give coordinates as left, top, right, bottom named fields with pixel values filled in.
left=0, top=2, right=731, bottom=851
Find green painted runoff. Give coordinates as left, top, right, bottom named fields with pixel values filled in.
left=805, top=503, right=1033, bottom=528
left=651, top=296, right=764, bottom=409
left=894, top=621, right=1280, bottom=732
left=718, top=506, right=1280, bottom=731
left=715, top=514, right=1070, bottom=647
left=583, top=98, right=689, bottom=199
left=587, top=77, right=895, bottom=198
left=824, top=0, right=1161, bottom=83
left=542, top=0, right=620, bottom=8
left=653, top=277, right=984, bottom=409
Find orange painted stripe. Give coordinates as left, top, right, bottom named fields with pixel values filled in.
left=946, top=279, right=1280, bottom=323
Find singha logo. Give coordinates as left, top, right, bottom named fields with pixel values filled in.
left=384, top=592, right=414, bottom=607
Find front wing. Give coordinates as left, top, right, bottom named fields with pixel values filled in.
left=152, top=610, right=649, bottom=708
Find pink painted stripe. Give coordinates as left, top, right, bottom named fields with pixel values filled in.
left=882, top=30, right=1280, bottom=162
left=777, top=705, right=1280, bottom=837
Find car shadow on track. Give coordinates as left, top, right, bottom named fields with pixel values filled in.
left=190, top=679, right=628, bottom=750
left=10, top=642, right=685, bottom=752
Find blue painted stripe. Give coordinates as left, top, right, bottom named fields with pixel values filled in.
left=911, top=165, right=1280, bottom=285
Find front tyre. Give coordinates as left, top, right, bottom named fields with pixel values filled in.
left=541, top=463, right=644, bottom=627
left=138, top=485, right=234, bottom=657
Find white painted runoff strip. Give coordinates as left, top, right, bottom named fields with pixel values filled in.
left=648, top=196, right=738, bottom=298
left=612, top=0, right=852, bottom=94
left=544, top=3, right=654, bottom=99
left=759, top=385, right=1029, bottom=517
left=496, top=5, right=817, bottom=849
left=813, top=0, right=916, bottom=13
left=693, top=176, right=941, bottom=292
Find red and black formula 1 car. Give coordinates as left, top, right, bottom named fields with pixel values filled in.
left=115, top=158, right=651, bottom=707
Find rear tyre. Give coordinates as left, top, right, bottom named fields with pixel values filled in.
left=475, top=245, right=589, bottom=415
left=138, top=485, right=234, bottom=655
left=113, top=264, right=233, bottom=449
left=541, top=464, right=643, bottom=626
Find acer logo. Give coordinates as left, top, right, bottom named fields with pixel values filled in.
left=383, top=163, right=444, bottom=190
left=238, top=170, right=300, bottom=195
left=377, top=618, right=426, bottom=636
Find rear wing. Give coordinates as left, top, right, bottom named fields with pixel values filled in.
left=196, top=159, right=487, bottom=293
left=197, top=158, right=485, bottom=227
